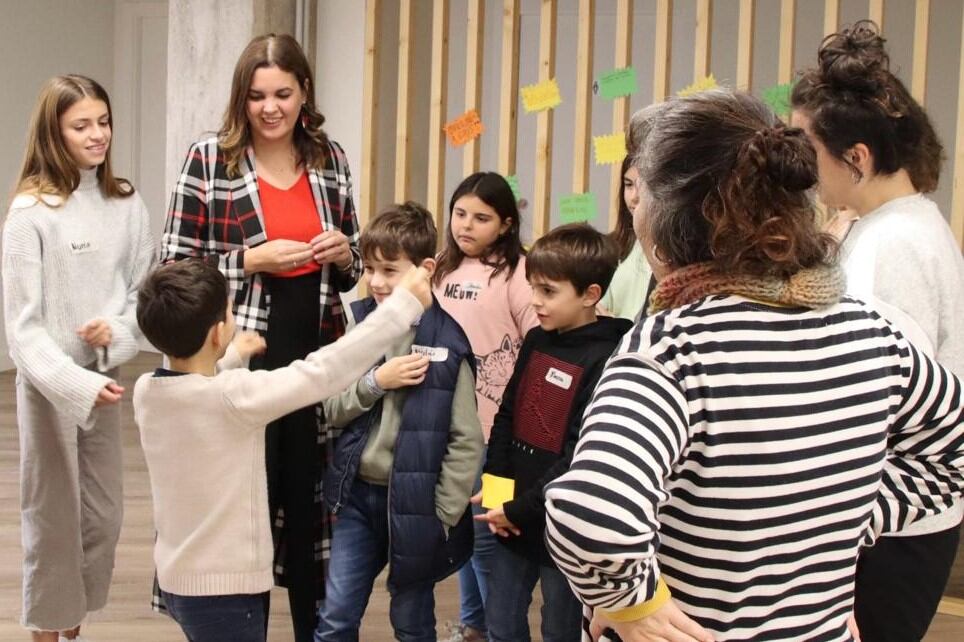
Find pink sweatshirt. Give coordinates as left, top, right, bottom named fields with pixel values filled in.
left=434, top=257, right=538, bottom=440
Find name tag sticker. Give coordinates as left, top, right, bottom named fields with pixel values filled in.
left=411, top=345, right=449, bottom=362
left=70, top=240, right=96, bottom=254
left=545, top=367, right=573, bottom=390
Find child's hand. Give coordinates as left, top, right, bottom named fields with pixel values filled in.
left=77, top=318, right=112, bottom=348
left=375, top=354, right=430, bottom=390
left=232, top=331, right=267, bottom=359
left=397, top=266, right=433, bottom=309
left=474, top=505, right=521, bottom=537
left=470, top=491, right=482, bottom=505
left=94, top=382, right=124, bottom=407
left=589, top=599, right=714, bottom=642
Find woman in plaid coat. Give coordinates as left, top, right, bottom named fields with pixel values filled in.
left=160, top=34, right=361, bottom=641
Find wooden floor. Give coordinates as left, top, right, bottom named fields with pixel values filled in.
left=0, top=353, right=961, bottom=641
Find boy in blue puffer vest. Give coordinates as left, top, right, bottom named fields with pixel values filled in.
left=315, top=202, right=484, bottom=642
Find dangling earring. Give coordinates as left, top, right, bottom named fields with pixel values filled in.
left=851, top=168, right=862, bottom=184
left=300, top=103, right=309, bottom=129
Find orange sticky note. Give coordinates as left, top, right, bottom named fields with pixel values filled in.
left=593, top=133, right=627, bottom=165
left=444, top=109, right=484, bottom=147
left=521, top=78, right=562, bottom=113
left=481, top=473, right=515, bottom=510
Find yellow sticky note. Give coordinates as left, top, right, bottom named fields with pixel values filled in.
left=677, top=73, right=719, bottom=97
left=521, top=78, right=562, bottom=113
left=593, top=133, right=627, bottom=165
left=481, top=473, right=515, bottom=509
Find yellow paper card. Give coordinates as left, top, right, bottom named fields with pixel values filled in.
left=521, top=78, right=562, bottom=113
left=481, top=473, right=515, bottom=509
left=593, top=133, right=627, bottom=165
left=677, top=73, right=718, bottom=97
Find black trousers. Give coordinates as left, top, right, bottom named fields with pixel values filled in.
left=854, top=524, right=961, bottom=642
left=255, top=271, right=324, bottom=642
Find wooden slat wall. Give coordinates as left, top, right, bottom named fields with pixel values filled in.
left=360, top=0, right=381, bottom=228
left=653, top=0, right=673, bottom=101
left=694, top=0, right=712, bottom=80
left=463, top=0, right=485, bottom=176
left=394, top=0, right=414, bottom=201
left=498, top=0, right=521, bottom=177
left=737, top=0, right=755, bottom=90
left=609, top=0, right=633, bottom=228
left=912, top=0, right=930, bottom=103
left=426, top=0, right=450, bottom=231
left=778, top=0, right=796, bottom=84
left=824, top=0, right=839, bottom=37
left=533, top=0, right=557, bottom=239
left=572, top=0, right=594, bottom=194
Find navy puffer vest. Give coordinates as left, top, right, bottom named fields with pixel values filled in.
left=324, top=297, right=476, bottom=592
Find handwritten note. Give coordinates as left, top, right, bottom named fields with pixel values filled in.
left=505, top=175, right=522, bottom=201
left=559, top=193, right=598, bottom=224
left=521, top=78, right=562, bottom=113
left=593, top=133, right=627, bottom=165
left=677, top=73, right=719, bottom=97
left=597, top=67, right=638, bottom=100
left=761, top=82, right=795, bottom=118
left=443, top=109, right=483, bottom=147
left=481, top=473, right=515, bottom=509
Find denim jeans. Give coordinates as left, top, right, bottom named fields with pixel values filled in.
left=484, top=544, right=582, bottom=642
left=160, top=590, right=267, bottom=642
left=315, top=480, right=436, bottom=642
left=458, top=458, right=496, bottom=632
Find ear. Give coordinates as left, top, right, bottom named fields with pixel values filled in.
left=583, top=283, right=603, bottom=307
left=499, top=217, right=512, bottom=235
left=849, top=143, right=872, bottom=174
left=209, top=321, right=225, bottom=351
left=419, top=257, right=437, bottom=278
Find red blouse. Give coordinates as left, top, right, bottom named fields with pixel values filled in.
left=258, top=172, right=322, bottom=278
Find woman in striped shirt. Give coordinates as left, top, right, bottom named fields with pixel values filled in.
left=544, top=90, right=964, bottom=642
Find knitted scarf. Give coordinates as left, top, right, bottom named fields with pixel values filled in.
left=648, top=262, right=846, bottom=313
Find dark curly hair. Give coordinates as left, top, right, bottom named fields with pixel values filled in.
left=791, top=20, right=943, bottom=192
left=638, top=89, right=836, bottom=278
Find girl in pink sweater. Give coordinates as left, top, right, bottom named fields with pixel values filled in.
left=433, top=172, right=538, bottom=642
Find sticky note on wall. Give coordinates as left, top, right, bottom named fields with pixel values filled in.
left=559, top=193, right=598, bottom=224
left=481, top=473, right=515, bottom=509
left=678, top=73, right=718, bottom=97
left=521, top=78, right=562, bottom=113
left=597, top=67, right=638, bottom=100
left=593, top=133, right=627, bottom=165
left=504, top=174, right=522, bottom=201
left=444, top=109, right=483, bottom=147
left=761, top=82, right=795, bottom=118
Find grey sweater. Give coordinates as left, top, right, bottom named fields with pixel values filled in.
left=2, top=170, right=155, bottom=427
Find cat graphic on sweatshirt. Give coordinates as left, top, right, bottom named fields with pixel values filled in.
left=475, top=334, right=520, bottom=407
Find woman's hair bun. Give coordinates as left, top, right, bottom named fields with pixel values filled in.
left=817, top=20, right=889, bottom=93
left=741, top=127, right=818, bottom=193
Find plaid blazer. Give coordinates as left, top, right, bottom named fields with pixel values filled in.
left=160, top=135, right=361, bottom=339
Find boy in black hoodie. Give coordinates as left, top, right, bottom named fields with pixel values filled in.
left=475, top=223, right=632, bottom=642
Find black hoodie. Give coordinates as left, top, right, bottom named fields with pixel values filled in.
left=484, top=315, right=633, bottom=564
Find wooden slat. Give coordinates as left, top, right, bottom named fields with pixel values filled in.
left=694, top=0, right=712, bottom=80
left=824, top=0, right=839, bottom=37
left=463, top=0, right=485, bottom=177
left=736, top=0, right=755, bottom=90
left=778, top=0, right=795, bottom=85
left=571, top=0, right=594, bottom=194
left=951, top=3, right=964, bottom=247
left=498, top=0, right=521, bottom=176
left=426, top=0, right=450, bottom=233
left=653, top=0, right=673, bottom=102
left=911, top=0, right=929, bottom=103
left=938, top=597, right=964, bottom=617
left=533, top=0, right=557, bottom=239
left=609, top=0, right=633, bottom=230
left=360, top=0, right=381, bottom=228
left=869, top=0, right=884, bottom=30
left=394, top=0, right=414, bottom=201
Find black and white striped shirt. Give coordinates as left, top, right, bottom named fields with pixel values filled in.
left=545, top=295, right=964, bottom=641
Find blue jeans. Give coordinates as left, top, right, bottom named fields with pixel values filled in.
left=485, top=545, right=582, bottom=642
left=458, top=457, right=496, bottom=632
left=315, top=480, right=436, bottom=642
left=160, top=591, right=267, bottom=642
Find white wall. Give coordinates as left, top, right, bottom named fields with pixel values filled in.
left=0, top=0, right=116, bottom=371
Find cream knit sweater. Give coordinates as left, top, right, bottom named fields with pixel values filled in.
left=2, top=170, right=154, bottom=427
left=133, top=289, right=423, bottom=596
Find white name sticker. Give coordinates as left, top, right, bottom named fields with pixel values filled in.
left=412, top=345, right=449, bottom=362
left=545, top=367, right=573, bottom=390
left=70, top=240, right=96, bottom=254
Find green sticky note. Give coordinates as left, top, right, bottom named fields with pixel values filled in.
left=762, top=82, right=794, bottom=118
left=597, top=67, right=638, bottom=100
left=559, top=193, right=598, bottom=224
left=505, top=175, right=522, bottom=201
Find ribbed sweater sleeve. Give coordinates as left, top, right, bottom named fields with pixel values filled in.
left=3, top=213, right=110, bottom=426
